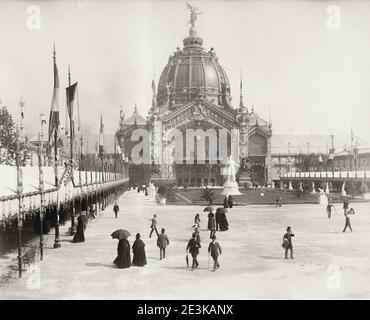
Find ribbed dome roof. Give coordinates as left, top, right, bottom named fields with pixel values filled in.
left=156, top=29, right=232, bottom=109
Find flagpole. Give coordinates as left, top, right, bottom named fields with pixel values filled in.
left=52, top=45, right=61, bottom=249
left=68, top=65, right=76, bottom=235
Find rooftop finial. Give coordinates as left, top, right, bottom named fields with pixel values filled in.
left=239, top=69, right=245, bottom=109
left=186, top=3, right=201, bottom=37
left=53, top=42, right=56, bottom=60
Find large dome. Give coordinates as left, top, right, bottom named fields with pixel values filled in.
left=156, top=29, right=232, bottom=109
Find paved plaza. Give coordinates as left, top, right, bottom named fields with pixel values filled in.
left=2, top=190, right=370, bottom=300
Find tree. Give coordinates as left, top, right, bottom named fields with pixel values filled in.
left=199, top=187, right=215, bottom=205
left=0, top=106, right=16, bottom=164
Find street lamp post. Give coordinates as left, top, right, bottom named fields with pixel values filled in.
left=38, top=115, right=45, bottom=260
left=15, top=125, right=23, bottom=278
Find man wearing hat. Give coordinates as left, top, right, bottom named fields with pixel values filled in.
left=186, top=232, right=201, bottom=270
left=208, top=235, right=222, bottom=271
left=283, top=226, right=295, bottom=259
left=149, top=214, right=159, bottom=238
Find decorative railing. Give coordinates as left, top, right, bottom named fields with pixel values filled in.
left=281, top=171, right=370, bottom=180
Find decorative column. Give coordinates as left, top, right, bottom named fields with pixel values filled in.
left=150, top=113, right=163, bottom=180
left=265, top=124, right=273, bottom=185
left=235, top=109, right=250, bottom=187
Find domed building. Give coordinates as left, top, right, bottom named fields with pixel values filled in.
left=117, top=7, right=272, bottom=187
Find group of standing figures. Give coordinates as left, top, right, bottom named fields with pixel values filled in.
left=113, top=213, right=169, bottom=269
left=326, top=198, right=356, bottom=232
left=112, top=205, right=229, bottom=271
left=186, top=208, right=229, bottom=271
left=223, top=195, right=234, bottom=209
left=114, top=233, right=148, bottom=268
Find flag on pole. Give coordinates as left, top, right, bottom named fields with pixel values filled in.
left=99, top=115, right=104, bottom=159
left=48, top=47, right=60, bottom=144
left=66, top=82, right=78, bottom=138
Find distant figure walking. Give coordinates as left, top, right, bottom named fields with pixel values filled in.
left=192, top=213, right=201, bottom=229
left=215, top=209, right=221, bottom=231
left=219, top=211, right=229, bottom=231
left=132, top=233, right=147, bottom=266
left=228, top=195, right=233, bottom=208
left=326, top=198, right=333, bottom=219
left=113, top=203, right=119, bottom=219
left=276, top=193, right=282, bottom=207
left=157, top=228, right=170, bottom=260
left=113, top=238, right=131, bottom=269
left=223, top=196, right=228, bottom=209
left=73, top=215, right=85, bottom=243
left=343, top=199, right=349, bottom=214
left=282, top=226, right=295, bottom=259
left=149, top=214, right=159, bottom=238
left=343, top=208, right=355, bottom=233
left=186, top=232, right=201, bottom=270
left=208, top=235, right=222, bottom=271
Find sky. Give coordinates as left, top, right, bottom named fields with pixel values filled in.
left=0, top=0, right=370, bottom=143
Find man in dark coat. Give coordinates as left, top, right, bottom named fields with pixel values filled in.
left=223, top=196, right=228, bottom=209
left=326, top=198, right=333, bottom=219
left=113, top=203, right=119, bottom=219
left=73, top=215, right=85, bottom=243
left=283, top=226, right=295, bottom=259
left=343, top=208, right=354, bottom=233
left=228, top=195, right=233, bottom=208
left=208, top=235, right=222, bottom=270
left=215, top=210, right=221, bottom=231
left=207, top=210, right=216, bottom=239
left=113, top=238, right=131, bottom=268
left=132, top=233, right=147, bottom=266
left=186, top=232, right=201, bottom=270
left=149, top=214, right=159, bottom=238
left=276, top=193, right=282, bottom=207
left=157, top=228, right=169, bottom=260
left=343, top=199, right=349, bottom=214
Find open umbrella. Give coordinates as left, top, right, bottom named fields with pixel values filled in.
left=111, top=229, right=131, bottom=240
left=203, top=206, right=213, bottom=212
left=216, top=207, right=227, bottom=214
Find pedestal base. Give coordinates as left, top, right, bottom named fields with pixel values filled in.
left=221, top=181, right=241, bottom=196
left=318, top=194, right=327, bottom=205
left=238, top=173, right=252, bottom=188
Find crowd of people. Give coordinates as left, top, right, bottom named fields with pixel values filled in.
left=73, top=185, right=358, bottom=271
left=109, top=187, right=231, bottom=271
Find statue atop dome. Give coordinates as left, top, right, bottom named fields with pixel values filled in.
left=186, top=3, right=201, bottom=37
left=186, top=3, right=201, bottom=28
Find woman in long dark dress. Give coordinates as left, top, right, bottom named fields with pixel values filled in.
left=132, top=233, right=147, bottom=266
left=113, top=238, right=131, bottom=268
left=219, top=212, right=229, bottom=231
left=73, top=215, right=85, bottom=243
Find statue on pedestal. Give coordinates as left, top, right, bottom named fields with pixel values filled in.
left=221, top=156, right=241, bottom=196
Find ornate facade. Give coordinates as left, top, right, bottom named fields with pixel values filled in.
left=117, top=8, right=272, bottom=187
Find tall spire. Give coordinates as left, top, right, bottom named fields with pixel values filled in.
left=239, top=69, right=245, bottom=109
left=68, top=64, right=71, bottom=86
